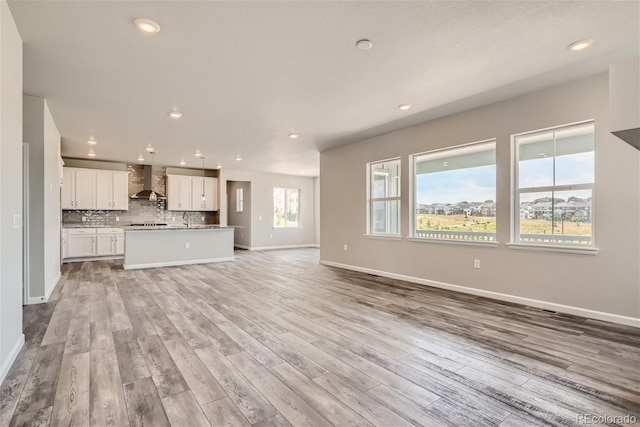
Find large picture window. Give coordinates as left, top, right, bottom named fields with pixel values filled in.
left=513, top=121, right=594, bottom=246
left=411, top=140, right=496, bottom=242
left=274, top=188, right=299, bottom=227
left=367, top=158, right=401, bottom=236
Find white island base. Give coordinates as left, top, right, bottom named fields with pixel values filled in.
left=124, top=227, right=234, bottom=270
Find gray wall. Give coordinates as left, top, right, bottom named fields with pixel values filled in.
left=220, top=170, right=316, bottom=249
left=0, top=0, right=24, bottom=382
left=320, top=73, right=640, bottom=321
left=227, top=181, right=251, bottom=248
left=23, top=95, right=61, bottom=302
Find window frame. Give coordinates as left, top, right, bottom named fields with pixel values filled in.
left=236, top=188, right=244, bottom=213
left=273, top=187, right=301, bottom=228
left=409, top=139, right=498, bottom=246
left=510, top=119, right=597, bottom=252
left=366, top=157, right=401, bottom=237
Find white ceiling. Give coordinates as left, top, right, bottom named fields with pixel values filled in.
left=8, top=1, right=640, bottom=177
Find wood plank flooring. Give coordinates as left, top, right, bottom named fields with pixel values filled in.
left=1, top=248, right=639, bottom=426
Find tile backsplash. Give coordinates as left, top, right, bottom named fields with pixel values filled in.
left=62, top=200, right=217, bottom=227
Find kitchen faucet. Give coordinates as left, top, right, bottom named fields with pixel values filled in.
left=183, top=211, right=191, bottom=227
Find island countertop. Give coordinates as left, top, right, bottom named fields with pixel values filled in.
left=123, top=224, right=234, bottom=231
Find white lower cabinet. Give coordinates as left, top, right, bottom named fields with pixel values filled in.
left=63, top=227, right=124, bottom=260
left=96, top=228, right=125, bottom=256
left=66, top=228, right=97, bottom=258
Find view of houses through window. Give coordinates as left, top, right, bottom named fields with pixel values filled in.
left=514, top=121, right=594, bottom=245
left=412, top=140, right=497, bottom=242
left=274, top=187, right=300, bottom=227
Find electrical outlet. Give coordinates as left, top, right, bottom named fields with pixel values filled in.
left=185, top=243, right=190, bottom=249
left=474, top=259, right=480, bottom=269
left=201, top=216, right=205, bottom=221
left=82, top=216, right=87, bottom=222
left=344, top=244, right=348, bottom=251
left=259, top=215, right=263, bottom=221
left=115, top=216, right=120, bottom=222
left=269, top=234, right=273, bottom=239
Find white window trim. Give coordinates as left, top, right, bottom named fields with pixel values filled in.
left=510, top=119, right=597, bottom=251
left=236, top=188, right=244, bottom=213
left=363, top=233, right=403, bottom=240
left=407, top=237, right=499, bottom=247
left=366, top=157, right=401, bottom=236
left=274, top=187, right=300, bottom=228
left=410, top=138, right=497, bottom=244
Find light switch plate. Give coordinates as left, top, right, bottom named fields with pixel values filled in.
left=13, top=214, right=21, bottom=229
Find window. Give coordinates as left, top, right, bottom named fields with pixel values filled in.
left=513, top=121, right=594, bottom=246
left=367, top=158, right=401, bottom=235
left=411, top=140, right=496, bottom=242
left=274, top=188, right=299, bottom=227
left=236, top=188, right=244, bottom=212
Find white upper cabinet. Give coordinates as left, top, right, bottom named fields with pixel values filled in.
left=62, top=167, right=128, bottom=211
left=167, top=174, right=193, bottom=211
left=96, top=170, right=129, bottom=210
left=203, top=177, right=218, bottom=211
left=167, top=174, right=218, bottom=211
left=61, top=168, right=76, bottom=209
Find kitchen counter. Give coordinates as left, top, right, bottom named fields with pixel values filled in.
left=123, top=226, right=234, bottom=270
left=122, top=224, right=231, bottom=231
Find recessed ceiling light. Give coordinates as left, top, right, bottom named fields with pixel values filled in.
left=169, top=111, right=183, bottom=119
left=216, top=163, right=222, bottom=169
left=87, top=138, right=97, bottom=145
left=179, top=159, right=186, bottom=166
left=134, top=18, right=160, bottom=34
left=567, top=38, right=593, bottom=51
left=88, top=152, right=96, bottom=157
left=145, top=146, right=154, bottom=152
left=356, top=39, right=373, bottom=50
left=137, top=155, right=145, bottom=162
left=399, top=104, right=412, bottom=111
left=538, top=152, right=548, bottom=158
left=194, top=151, right=202, bottom=157
left=288, top=133, right=299, bottom=139
left=442, top=161, right=448, bottom=167
left=235, top=155, right=242, bottom=161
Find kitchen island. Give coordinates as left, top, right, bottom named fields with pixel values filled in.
left=123, top=225, right=234, bottom=270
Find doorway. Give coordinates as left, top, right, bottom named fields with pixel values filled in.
left=227, top=181, right=251, bottom=249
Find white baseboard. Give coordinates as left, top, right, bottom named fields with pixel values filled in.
left=45, top=271, right=61, bottom=301
left=124, top=256, right=235, bottom=270
left=320, top=260, right=640, bottom=328
left=26, top=271, right=61, bottom=305
left=0, top=334, right=25, bottom=385
left=63, top=255, right=124, bottom=263
left=250, top=244, right=319, bottom=251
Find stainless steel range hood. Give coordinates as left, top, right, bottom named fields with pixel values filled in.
left=130, top=165, right=166, bottom=199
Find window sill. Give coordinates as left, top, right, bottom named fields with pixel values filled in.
left=407, top=237, right=499, bottom=248
left=506, top=243, right=599, bottom=256
left=363, top=234, right=403, bottom=241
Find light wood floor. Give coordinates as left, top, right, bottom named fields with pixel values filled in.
left=1, top=249, right=638, bottom=427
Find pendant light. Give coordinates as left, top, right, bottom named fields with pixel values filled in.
left=149, top=151, right=157, bottom=201
left=201, top=157, right=206, bottom=201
